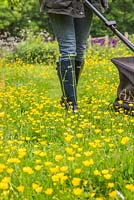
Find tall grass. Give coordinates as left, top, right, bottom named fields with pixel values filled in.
left=0, top=46, right=133, bottom=200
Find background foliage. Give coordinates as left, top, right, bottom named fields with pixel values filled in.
left=0, top=0, right=134, bottom=37
left=9, top=33, right=59, bottom=64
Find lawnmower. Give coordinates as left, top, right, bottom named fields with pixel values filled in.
left=84, top=0, right=134, bottom=115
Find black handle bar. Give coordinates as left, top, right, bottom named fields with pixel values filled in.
left=84, top=0, right=134, bottom=52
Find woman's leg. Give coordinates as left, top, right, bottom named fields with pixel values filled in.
left=49, top=14, right=76, bottom=60
left=74, top=6, right=93, bottom=62
left=74, top=6, right=93, bottom=84
left=48, top=14, right=77, bottom=110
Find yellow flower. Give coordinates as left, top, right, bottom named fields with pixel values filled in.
left=129, top=103, right=134, bottom=107
left=73, top=188, right=83, bottom=196
left=16, top=185, right=24, bottom=192
left=39, top=152, right=46, bottom=157
left=32, top=183, right=42, bottom=193
left=65, top=134, right=73, bottom=142
left=0, top=177, right=10, bottom=190
left=107, top=182, right=114, bottom=188
left=7, top=158, right=20, bottom=164
left=0, top=182, right=9, bottom=190
left=35, top=159, right=41, bottom=163
left=23, top=166, right=34, bottom=174
left=34, top=165, right=42, bottom=171
left=33, top=150, right=40, bottom=155
left=103, top=174, right=112, bottom=180
left=67, top=156, right=75, bottom=161
left=102, top=169, right=109, bottom=174
left=72, top=178, right=81, bottom=187
left=18, top=151, right=26, bottom=158
left=65, top=147, right=74, bottom=155
left=118, top=100, right=123, bottom=105
left=121, top=137, right=130, bottom=145
left=94, top=129, right=101, bottom=134
left=77, top=148, right=83, bottom=152
left=17, top=141, right=24, bottom=145
left=71, top=144, right=78, bottom=149
left=89, top=142, right=96, bottom=148
left=50, top=166, right=59, bottom=173
left=60, top=175, right=68, bottom=184
left=51, top=172, right=68, bottom=184
left=117, top=129, right=124, bottom=134
left=60, top=166, right=68, bottom=172
left=45, top=188, right=53, bottom=195
left=94, top=170, right=101, bottom=176
left=90, top=192, right=95, bottom=197
left=84, top=151, right=93, bottom=157
left=44, top=161, right=53, bottom=167
left=83, top=180, right=88, bottom=186
left=2, top=177, right=10, bottom=183
left=104, top=138, right=111, bottom=143
left=52, top=175, right=59, bottom=182
left=6, top=168, right=14, bottom=174
left=0, top=112, right=5, bottom=118
left=55, top=155, right=63, bottom=161
left=74, top=168, right=81, bottom=174
left=7, top=140, right=14, bottom=145
left=76, top=133, right=83, bottom=138
left=1, top=190, right=9, bottom=196
left=125, top=184, right=134, bottom=191
left=82, top=159, right=94, bottom=166
left=0, top=163, right=6, bottom=172
left=75, top=153, right=81, bottom=158
left=39, top=140, right=46, bottom=145
left=109, top=190, right=117, bottom=198
left=25, top=137, right=31, bottom=141
left=104, top=129, right=111, bottom=133
left=18, top=148, right=26, bottom=158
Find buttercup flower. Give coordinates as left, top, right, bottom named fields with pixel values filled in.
left=94, top=170, right=101, bottom=176
left=103, top=174, right=112, bottom=180
left=17, top=185, right=24, bottom=192
left=82, top=159, right=94, bottom=166
left=125, top=184, right=134, bottom=191
left=32, top=183, right=42, bottom=193
left=107, top=182, right=114, bottom=188
left=0, top=163, right=6, bottom=172
left=74, top=168, right=81, bottom=174
left=55, top=154, right=63, bottom=161
left=72, top=178, right=81, bottom=187
left=73, top=188, right=83, bottom=196
left=45, top=188, right=53, bottom=195
left=7, top=158, right=20, bottom=164
left=121, top=137, right=130, bottom=145
left=23, top=167, right=34, bottom=174
left=34, top=165, right=42, bottom=171
left=109, top=190, right=117, bottom=198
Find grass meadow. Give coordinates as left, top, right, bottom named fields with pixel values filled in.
left=0, top=46, right=134, bottom=200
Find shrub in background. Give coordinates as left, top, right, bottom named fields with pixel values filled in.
left=9, top=33, right=59, bottom=64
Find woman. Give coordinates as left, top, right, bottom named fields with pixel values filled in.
left=39, top=0, right=109, bottom=112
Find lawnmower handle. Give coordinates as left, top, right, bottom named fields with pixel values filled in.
left=84, top=0, right=134, bottom=52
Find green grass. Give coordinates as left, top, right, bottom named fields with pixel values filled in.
left=0, top=47, right=134, bottom=200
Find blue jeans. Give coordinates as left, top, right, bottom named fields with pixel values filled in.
left=49, top=6, right=93, bottom=62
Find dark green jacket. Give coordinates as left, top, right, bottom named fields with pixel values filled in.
left=40, top=0, right=109, bottom=18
